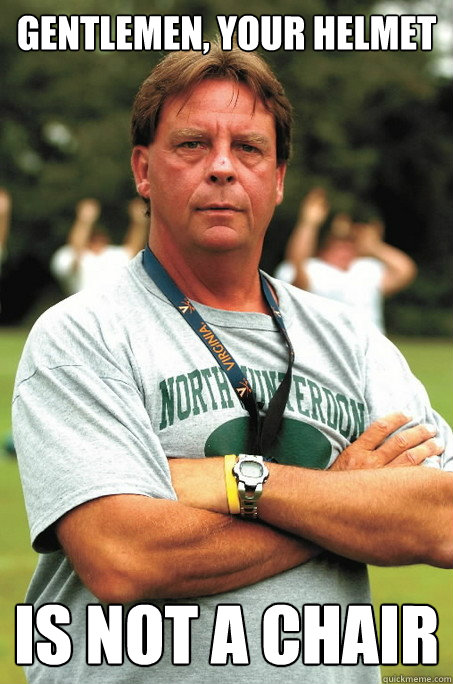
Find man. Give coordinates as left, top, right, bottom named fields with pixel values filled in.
left=275, top=188, right=417, bottom=332
left=13, top=45, right=452, bottom=684
left=50, top=196, right=147, bottom=295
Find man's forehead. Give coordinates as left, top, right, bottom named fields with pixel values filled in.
left=159, top=79, right=272, bottom=126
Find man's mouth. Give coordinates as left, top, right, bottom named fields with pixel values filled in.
left=197, top=204, right=241, bottom=212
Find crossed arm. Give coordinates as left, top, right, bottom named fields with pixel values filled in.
left=170, top=415, right=452, bottom=568
left=56, top=414, right=452, bottom=603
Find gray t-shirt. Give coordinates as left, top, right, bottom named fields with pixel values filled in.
left=13, top=252, right=452, bottom=684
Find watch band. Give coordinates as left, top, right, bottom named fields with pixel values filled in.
left=239, top=483, right=264, bottom=518
left=232, top=454, right=269, bottom=519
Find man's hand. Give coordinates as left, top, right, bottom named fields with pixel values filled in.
left=297, top=187, right=329, bottom=228
left=286, top=188, right=329, bottom=275
left=330, top=412, right=441, bottom=471
left=124, top=197, right=148, bottom=256
left=354, top=221, right=384, bottom=257
left=353, top=221, right=417, bottom=296
left=169, top=412, right=441, bottom=512
left=68, top=198, right=101, bottom=257
left=75, top=198, right=101, bottom=225
left=127, top=197, right=146, bottom=223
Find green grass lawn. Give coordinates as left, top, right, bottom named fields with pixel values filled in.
left=0, top=329, right=452, bottom=683
left=371, top=337, right=453, bottom=681
left=0, top=329, right=33, bottom=684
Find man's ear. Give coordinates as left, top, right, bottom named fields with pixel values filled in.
left=131, top=146, right=151, bottom=198
left=275, top=163, right=287, bottom=207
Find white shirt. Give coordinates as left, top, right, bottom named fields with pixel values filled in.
left=50, top=245, right=131, bottom=295
left=275, top=257, right=385, bottom=332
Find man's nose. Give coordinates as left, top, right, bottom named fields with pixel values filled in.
left=207, top=147, right=236, bottom=184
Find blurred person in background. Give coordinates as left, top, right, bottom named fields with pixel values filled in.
left=275, top=187, right=417, bottom=332
left=50, top=197, right=147, bottom=296
left=0, top=188, right=11, bottom=301
left=0, top=187, right=56, bottom=326
left=0, top=188, right=15, bottom=457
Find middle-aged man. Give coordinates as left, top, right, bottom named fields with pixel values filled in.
left=13, top=45, right=452, bottom=684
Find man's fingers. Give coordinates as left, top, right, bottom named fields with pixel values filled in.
left=331, top=415, right=441, bottom=472
left=387, top=438, right=443, bottom=468
left=380, top=424, right=437, bottom=460
left=355, top=413, right=412, bottom=450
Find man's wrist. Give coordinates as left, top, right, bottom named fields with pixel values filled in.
left=229, top=454, right=269, bottom=519
left=224, top=454, right=241, bottom=515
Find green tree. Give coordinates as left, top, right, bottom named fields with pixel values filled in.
left=1, top=0, right=451, bottom=330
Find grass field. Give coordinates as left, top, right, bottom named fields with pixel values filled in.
left=0, top=328, right=452, bottom=683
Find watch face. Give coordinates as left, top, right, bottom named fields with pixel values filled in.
left=240, top=460, right=264, bottom=478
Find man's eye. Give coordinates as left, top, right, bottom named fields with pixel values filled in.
left=239, top=143, right=259, bottom=154
left=180, top=141, right=202, bottom=149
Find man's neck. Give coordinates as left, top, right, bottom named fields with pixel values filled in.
left=148, top=240, right=270, bottom=314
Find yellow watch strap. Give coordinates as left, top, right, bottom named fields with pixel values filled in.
left=224, top=454, right=240, bottom=515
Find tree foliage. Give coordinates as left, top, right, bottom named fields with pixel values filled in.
left=1, top=0, right=451, bottom=327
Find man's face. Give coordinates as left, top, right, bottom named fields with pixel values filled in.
left=132, top=79, right=286, bottom=258
left=323, top=239, right=358, bottom=271
left=88, top=233, right=110, bottom=254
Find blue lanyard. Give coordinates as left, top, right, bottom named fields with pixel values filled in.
left=142, top=246, right=294, bottom=457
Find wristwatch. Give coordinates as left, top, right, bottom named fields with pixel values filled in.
left=232, top=454, right=269, bottom=518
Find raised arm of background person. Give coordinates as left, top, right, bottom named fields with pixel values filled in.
left=284, top=187, right=329, bottom=288
left=355, top=220, right=417, bottom=296
left=0, top=187, right=11, bottom=250
left=67, top=198, right=101, bottom=263
left=50, top=199, right=102, bottom=289
left=122, top=198, right=148, bottom=256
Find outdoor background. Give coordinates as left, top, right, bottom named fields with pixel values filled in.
left=0, top=0, right=452, bottom=682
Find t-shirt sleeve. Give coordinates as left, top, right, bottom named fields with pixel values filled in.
left=363, top=327, right=453, bottom=472
left=13, top=311, right=175, bottom=553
